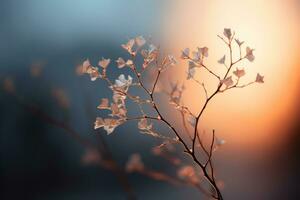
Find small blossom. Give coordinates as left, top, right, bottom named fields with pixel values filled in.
left=121, top=39, right=135, bottom=55
left=235, top=38, right=244, bottom=46
left=94, top=117, right=122, bottom=134
left=255, top=73, right=264, bottom=83
left=187, top=61, right=196, bottom=80
left=181, top=48, right=190, bottom=59
left=192, top=51, right=201, bottom=62
left=141, top=45, right=158, bottom=69
left=245, top=47, right=255, bottom=62
left=198, top=47, right=209, bottom=57
left=218, top=55, right=226, bottom=64
left=125, top=59, right=134, bottom=67
left=135, top=36, right=146, bottom=47
left=98, top=58, right=110, bottom=69
left=169, top=83, right=185, bottom=105
left=233, top=68, right=245, bottom=78
left=110, top=103, right=127, bottom=118
left=148, top=44, right=158, bottom=54
left=81, top=59, right=101, bottom=81
left=82, top=59, right=91, bottom=70
left=223, top=28, right=232, bottom=40
left=138, top=118, right=153, bottom=130
left=115, top=74, right=133, bottom=88
left=116, top=57, right=126, bottom=68
left=126, top=154, right=144, bottom=172
left=221, top=76, right=234, bottom=88
left=97, top=98, right=110, bottom=110
left=163, top=55, right=177, bottom=67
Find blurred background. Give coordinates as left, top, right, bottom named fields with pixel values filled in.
left=1, top=0, right=300, bottom=199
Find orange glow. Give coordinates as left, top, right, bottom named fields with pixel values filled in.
left=161, top=0, right=300, bottom=147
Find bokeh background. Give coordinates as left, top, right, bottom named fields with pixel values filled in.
left=1, top=0, right=300, bottom=199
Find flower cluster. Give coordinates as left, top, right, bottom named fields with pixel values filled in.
left=82, top=29, right=264, bottom=200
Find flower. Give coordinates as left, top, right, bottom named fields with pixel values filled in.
left=138, top=118, right=153, bottom=130
left=192, top=51, right=201, bottom=62
left=82, top=59, right=91, bottom=70
left=198, top=47, right=209, bottom=57
left=223, top=28, right=232, bottom=40
left=116, top=57, right=126, bottom=68
left=126, top=154, right=144, bottom=172
left=218, top=55, right=226, bottom=64
left=245, top=47, right=255, bottom=62
left=97, top=98, right=110, bottom=110
left=255, top=73, right=264, bottom=83
left=135, top=36, right=146, bottom=47
left=233, top=68, right=245, bottom=78
left=141, top=44, right=158, bottom=69
left=221, top=76, right=234, bottom=88
left=164, top=55, right=177, bottom=67
left=81, top=59, right=101, bottom=81
left=181, top=48, right=190, bottom=59
left=115, top=74, right=133, bottom=88
left=94, top=117, right=122, bottom=134
left=187, top=61, right=197, bottom=80
left=121, top=39, right=135, bottom=55
left=110, top=103, right=127, bottom=118
left=98, top=58, right=110, bottom=69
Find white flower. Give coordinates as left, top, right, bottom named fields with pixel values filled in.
left=192, top=51, right=201, bottom=62
left=97, top=98, right=110, bottom=110
left=148, top=44, right=157, bottom=54
left=167, top=55, right=177, bottom=66
left=233, top=68, right=245, bottom=78
left=218, top=55, right=226, bottom=64
left=255, top=73, right=264, bottom=83
left=115, top=74, right=133, bottom=88
left=245, top=47, right=255, bottom=62
left=94, top=117, right=121, bottom=134
left=181, top=48, right=190, bottom=59
left=121, top=39, right=135, bottom=55
left=116, top=57, right=126, bottom=68
left=198, top=47, right=209, bottom=57
left=82, top=59, right=91, bottom=70
left=135, top=36, right=146, bottom=47
left=138, top=118, right=153, bottom=130
left=163, top=55, right=177, bottom=67
left=223, top=28, right=232, bottom=40
left=98, top=58, right=110, bottom=69
left=187, top=61, right=196, bottom=80
left=82, top=59, right=101, bottom=81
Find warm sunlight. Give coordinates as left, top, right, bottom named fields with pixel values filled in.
left=163, top=0, right=300, bottom=146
